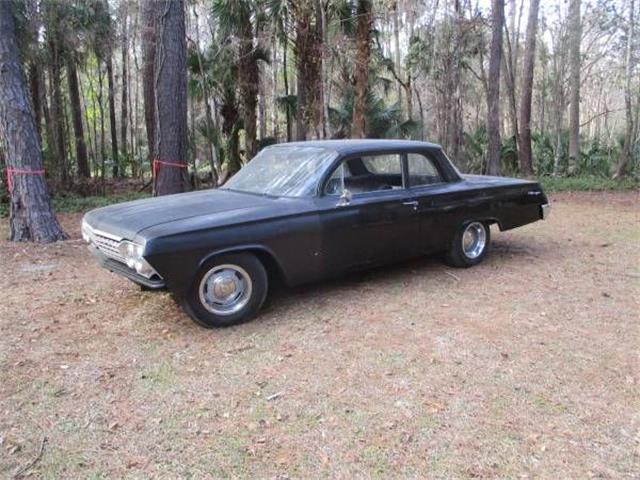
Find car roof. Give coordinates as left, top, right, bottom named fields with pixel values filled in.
left=269, top=139, right=442, bottom=156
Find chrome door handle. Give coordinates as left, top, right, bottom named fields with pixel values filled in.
left=402, top=200, right=419, bottom=208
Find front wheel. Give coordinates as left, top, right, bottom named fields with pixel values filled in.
left=445, top=221, right=491, bottom=268
left=181, top=253, right=268, bottom=327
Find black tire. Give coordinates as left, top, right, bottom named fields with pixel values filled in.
left=180, top=252, right=268, bottom=328
left=444, top=221, right=491, bottom=268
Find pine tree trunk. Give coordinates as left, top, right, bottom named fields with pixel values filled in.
left=141, top=0, right=156, bottom=173
left=393, top=0, right=402, bottom=112
left=191, top=4, right=218, bottom=184
left=120, top=0, right=129, bottom=171
left=568, top=0, right=581, bottom=172
left=49, top=40, right=67, bottom=185
left=238, top=18, right=258, bottom=158
left=282, top=29, right=292, bottom=142
left=106, top=54, right=119, bottom=177
left=517, top=0, right=539, bottom=177
left=502, top=0, right=520, bottom=150
left=67, top=58, right=91, bottom=178
left=486, top=0, right=504, bottom=176
left=0, top=0, right=67, bottom=242
left=615, top=0, right=635, bottom=178
left=153, top=0, right=189, bottom=196
left=294, top=1, right=323, bottom=140
left=447, top=0, right=464, bottom=164
left=352, top=0, right=372, bottom=139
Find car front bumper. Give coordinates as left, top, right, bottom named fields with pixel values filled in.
left=89, top=245, right=166, bottom=290
left=541, top=203, right=551, bottom=220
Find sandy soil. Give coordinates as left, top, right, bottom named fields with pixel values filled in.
left=1, top=191, right=639, bottom=479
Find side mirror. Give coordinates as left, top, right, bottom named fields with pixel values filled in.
left=337, top=189, right=352, bottom=207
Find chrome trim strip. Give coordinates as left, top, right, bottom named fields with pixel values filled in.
left=85, top=224, right=122, bottom=242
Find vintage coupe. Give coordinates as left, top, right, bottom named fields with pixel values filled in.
left=82, top=140, right=550, bottom=327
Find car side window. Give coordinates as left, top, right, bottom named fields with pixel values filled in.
left=361, top=154, right=402, bottom=175
left=325, top=154, right=403, bottom=195
left=407, top=153, right=443, bottom=187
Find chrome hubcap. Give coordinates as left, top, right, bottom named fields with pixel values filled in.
left=199, top=264, right=252, bottom=315
left=462, top=222, right=487, bottom=259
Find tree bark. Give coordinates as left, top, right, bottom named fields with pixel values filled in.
left=153, top=0, right=189, bottom=196
left=28, top=63, right=41, bottom=142
left=0, top=0, right=67, bottom=242
left=67, top=58, right=91, bottom=178
left=352, top=0, right=372, bottom=139
left=486, top=0, right=504, bottom=176
left=141, top=0, right=156, bottom=173
left=568, top=0, right=581, bottom=172
left=517, top=0, right=539, bottom=177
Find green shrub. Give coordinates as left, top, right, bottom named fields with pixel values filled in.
left=539, top=175, right=639, bottom=192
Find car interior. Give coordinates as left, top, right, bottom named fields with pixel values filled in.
left=325, top=154, right=443, bottom=195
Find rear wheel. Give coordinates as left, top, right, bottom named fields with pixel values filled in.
left=181, top=253, right=268, bottom=327
left=445, top=221, right=490, bottom=268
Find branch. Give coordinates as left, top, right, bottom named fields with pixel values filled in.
left=580, top=108, right=624, bottom=127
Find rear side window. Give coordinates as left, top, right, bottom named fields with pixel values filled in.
left=361, top=154, right=402, bottom=175
left=407, top=153, right=443, bottom=187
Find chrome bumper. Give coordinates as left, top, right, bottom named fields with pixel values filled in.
left=89, top=245, right=166, bottom=290
left=541, top=203, right=551, bottom=220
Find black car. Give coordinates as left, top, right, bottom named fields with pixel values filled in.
left=82, top=140, right=550, bottom=327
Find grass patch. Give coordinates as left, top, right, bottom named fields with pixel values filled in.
left=141, top=362, right=175, bottom=389
left=0, top=191, right=149, bottom=218
left=539, top=175, right=639, bottom=192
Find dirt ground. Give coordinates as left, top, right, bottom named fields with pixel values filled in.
left=1, top=191, right=638, bottom=479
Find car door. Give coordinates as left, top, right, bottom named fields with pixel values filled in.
left=316, top=153, right=421, bottom=274
left=405, top=151, right=454, bottom=253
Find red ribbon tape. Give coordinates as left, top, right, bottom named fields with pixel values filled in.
left=5, top=168, right=46, bottom=193
left=152, top=159, right=188, bottom=179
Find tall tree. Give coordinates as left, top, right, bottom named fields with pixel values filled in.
left=44, top=2, right=68, bottom=185
left=293, top=0, right=323, bottom=140
left=352, top=0, right=372, bottom=138
left=615, top=0, right=636, bottom=178
left=191, top=3, right=218, bottom=183
left=67, top=58, right=91, bottom=178
left=0, top=0, right=67, bottom=242
left=120, top=0, right=129, bottom=168
left=568, top=0, right=582, bottom=172
left=153, top=0, right=189, bottom=196
left=103, top=0, right=119, bottom=178
left=502, top=0, right=521, bottom=148
left=486, top=0, right=505, bottom=175
left=141, top=0, right=156, bottom=171
left=517, top=0, right=540, bottom=176
left=213, top=0, right=262, bottom=158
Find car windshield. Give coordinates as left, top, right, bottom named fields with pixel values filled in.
left=222, top=145, right=338, bottom=197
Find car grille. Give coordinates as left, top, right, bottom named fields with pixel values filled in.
left=90, top=232, right=125, bottom=263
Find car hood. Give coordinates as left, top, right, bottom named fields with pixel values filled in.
left=84, top=189, right=284, bottom=240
